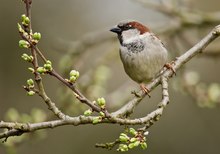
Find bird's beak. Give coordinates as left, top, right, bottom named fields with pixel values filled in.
left=110, top=26, right=122, bottom=34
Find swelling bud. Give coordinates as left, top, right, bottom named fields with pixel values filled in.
left=21, top=14, right=30, bottom=26
left=27, top=90, right=35, bottom=96
left=27, top=79, right=34, bottom=87
left=70, top=70, right=79, bottom=78
left=84, top=109, right=92, bottom=116
left=21, top=53, right=33, bottom=62
left=140, top=142, right=147, bottom=149
left=33, top=32, right=41, bottom=40
left=97, top=97, right=106, bottom=108
left=37, top=67, right=46, bottom=74
left=69, top=70, right=80, bottom=82
left=19, top=40, right=30, bottom=48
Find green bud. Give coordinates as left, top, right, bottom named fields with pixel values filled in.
left=37, top=67, right=46, bottom=74
left=140, top=142, right=148, bottom=149
left=29, top=56, right=33, bottom=62
left=33, top=32, right=41, bottom=40
left=21, top=53, right=29, bottom=61
left=99, top=111, right=105, bottom=117
left=133, top=141, right=140, bottom=147
left=84, top=109, right=92, bottom=116
left=44, top=63, right=52, bottom=71
left=70, top=70, right=80, bottom=78
left=130, top=137, right=137, bottom=143
left=21, top=53, right=33, bottom=62
left=129, top=128, right=137, bottom=136
left=97, top=97, right=106, bottom=107
left=69, top=70, right=80, bottom=82
left=19, top=40, right=30, bottom=48
left=17, top=23, right=24, bottom=33
left=43, top=60, right=52, bottom=71
left=69, top=76, right=77, bottom=83
left=24, top=17, right=30, bottom=24
left=21, top=14, right=26, bottom=21
left=28, top=67, right=35, bottom=73
left=46, top=60, right=52, bottom=65
left=117, top=144, right=124, bottom=151
left=120, top=133, right=128, bottom=137
left=128, top=143, right=135, bottom=149
left=27, top=90, right=35, bottom=96
left=119, top=135, right=129, bottom=142
left=27, top=79, right=34, bottom=87
left=119, top=144, right=128, bottom=152
left=119, top=133, right=129, bottom=142
left=21, top=14, right=30, bottom=26
left=92, top=117, right=101, bottom=124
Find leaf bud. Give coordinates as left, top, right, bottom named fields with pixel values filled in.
left=27, top=90, right=35, bottom=96
left=84, top=109, right=92, bottom=116
left=33, top=32, right=41, bottom=40
left=19, top=40, right=30, bottom=48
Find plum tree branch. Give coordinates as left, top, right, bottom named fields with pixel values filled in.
left=1, top=24, right=220, bottom=141
left=19, top=0, right=68, bottom=120
left=19, top=0, right=109, bottom=117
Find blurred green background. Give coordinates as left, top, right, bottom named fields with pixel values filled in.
left=0, top=0, right=220, bottom=154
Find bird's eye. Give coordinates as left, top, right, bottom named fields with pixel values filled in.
left=117, top=24, right=133, bottom=31
left=124, top=24, right=132, bottom=30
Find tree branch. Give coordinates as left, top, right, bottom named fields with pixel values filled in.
left=2, top=0, right=220, bottom=145
left=19, top=0, right=110, bottom=118
left=1, top=24, right=220, bottom=141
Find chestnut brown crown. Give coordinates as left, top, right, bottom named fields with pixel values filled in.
left=110, top=20, right=150, bottom=35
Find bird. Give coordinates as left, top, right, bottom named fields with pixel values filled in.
left=110, top=20, right=169, bottom=96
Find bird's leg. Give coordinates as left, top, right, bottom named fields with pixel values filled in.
left=140, top=83, right=151, bottom=98
left=164, top=61, right=176, bottom=75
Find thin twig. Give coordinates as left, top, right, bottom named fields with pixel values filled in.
left=19, top=13, right=106, bottom=116
left=1, top=25, right=220, bottom=140
left=21, top=0, right=67, bottom=119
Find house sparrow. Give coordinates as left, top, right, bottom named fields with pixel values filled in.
left=110, top=20, right=168, bottom=95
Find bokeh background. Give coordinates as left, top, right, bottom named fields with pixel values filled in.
left=0, top=0, right=220, bottom=154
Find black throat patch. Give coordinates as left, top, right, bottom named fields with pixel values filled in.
left=122, top=41, right=145, bottom=53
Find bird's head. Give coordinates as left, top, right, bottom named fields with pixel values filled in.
left=110, top=20, right=150, bottom=44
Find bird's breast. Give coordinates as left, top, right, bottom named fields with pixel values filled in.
left=119, top=37, right=167, bottom=83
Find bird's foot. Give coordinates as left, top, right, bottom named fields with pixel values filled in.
left=164, top=61, right=176, bottom=76
left=140, top=83, right=151, bottom=98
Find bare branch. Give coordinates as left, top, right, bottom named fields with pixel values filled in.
left=18, top=0, right=109, bottom=117
left=3, top=0, right=220, bottom=144
left=1, top=23, right=220, bottom=139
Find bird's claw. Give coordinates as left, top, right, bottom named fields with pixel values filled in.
left=164, top=61, right=176, bottom=76
left=140, top=84, right=151, bottom=98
